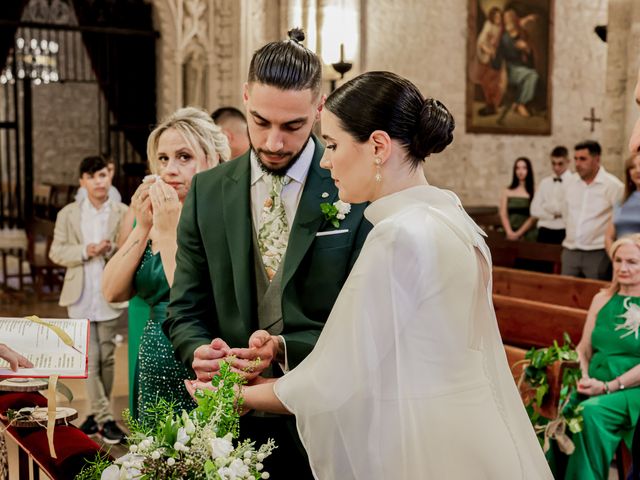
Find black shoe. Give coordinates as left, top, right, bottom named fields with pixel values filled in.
left=79, top=415, right=99, bottom=435
left=101, top=420, right=125, bottom=444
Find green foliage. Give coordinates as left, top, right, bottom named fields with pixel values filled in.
left=320, top=202, right=340, bottom=228
left=74, top=452, right=112, bottom=480
left=192, top=361, right=246, bottom=438
left=522, top=333, right=584, bottom=442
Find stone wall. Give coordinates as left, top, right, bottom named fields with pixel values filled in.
left=361, top=0, right=609, bottom=206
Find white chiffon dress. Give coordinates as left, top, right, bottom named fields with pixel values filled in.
left=274, top=185, right=552, bottom=479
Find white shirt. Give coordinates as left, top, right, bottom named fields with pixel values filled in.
left=67, top=199, right=123, bottom=321
left=76, top=185, right=122, bottom=204
left=530, top=169, right=572, bottom=230
left=250, top=139, right=315, bottom=233
left=562, top=167, right=624, bottom=251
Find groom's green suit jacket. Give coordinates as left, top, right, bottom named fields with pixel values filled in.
left=165, top=135, right=372, bottom=370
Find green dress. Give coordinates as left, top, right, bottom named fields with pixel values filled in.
left=134, top=243, right=196, bottom=422
left=550, top=294, right=640, bottom=480
left=128, top=296, right=149, bottom=420
left=507, top=196, right=537, bottom=241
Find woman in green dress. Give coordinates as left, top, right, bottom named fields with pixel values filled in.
left=499, top=156, right=537, bottom=241
left=551, top=234, right=640, bottom=479
left=103, top=107, right=230, bottom=422
left=117, top=207, right=151, bottom=420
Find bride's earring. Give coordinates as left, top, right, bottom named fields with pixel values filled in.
left=374, top=158, right=382, bottom=183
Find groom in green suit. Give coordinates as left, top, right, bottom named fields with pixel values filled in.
left=165, top=29, right=371, bottom=477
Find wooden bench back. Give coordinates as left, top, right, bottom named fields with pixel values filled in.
left=485, top=231, right=563, bottom=272
left=493, top=266, right=607, bottom=310
left=493, top=294, right=586, bottom=348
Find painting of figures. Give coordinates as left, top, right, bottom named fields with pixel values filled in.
left=466, top=0, right=553, bottom=135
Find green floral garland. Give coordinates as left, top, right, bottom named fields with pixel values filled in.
left=519, top=333, right=584, bottom=451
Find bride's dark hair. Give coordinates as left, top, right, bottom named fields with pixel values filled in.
left=325, top=71, right=455, bottom=169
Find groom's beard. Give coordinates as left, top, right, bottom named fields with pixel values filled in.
left=251, top=133, right=312, bottom=177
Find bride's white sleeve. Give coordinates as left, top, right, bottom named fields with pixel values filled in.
left=274, top=221, right=425, bottom=478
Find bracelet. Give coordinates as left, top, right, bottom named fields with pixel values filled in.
left=603, top=381, right=610, bottom=394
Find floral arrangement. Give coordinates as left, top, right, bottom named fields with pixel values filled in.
left=76, top=361, right=275, bottom=480
left=320, top=200, right=351, bottom=228
left=515, top=333, right=583, bottom=454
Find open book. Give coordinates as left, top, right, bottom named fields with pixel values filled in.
left=0, top=317, right=89, bottom=378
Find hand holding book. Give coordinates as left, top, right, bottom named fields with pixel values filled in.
left=0, top=317, right=89, bottom=378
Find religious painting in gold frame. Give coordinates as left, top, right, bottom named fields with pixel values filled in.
left=466, top=0, right=553, bottom=135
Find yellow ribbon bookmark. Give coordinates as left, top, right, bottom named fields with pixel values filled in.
left=25, top=315, right=82, bottom=354
left=47, top=375, right=58, bottom=459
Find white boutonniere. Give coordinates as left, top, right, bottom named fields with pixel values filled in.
left=615, top=297, right=640, bottom=339
left=320, top=200, right=351, bottom=228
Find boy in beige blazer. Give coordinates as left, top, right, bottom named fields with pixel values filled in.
left=49, top=156, right=128, bottom=444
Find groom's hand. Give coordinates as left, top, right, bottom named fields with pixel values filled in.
left=228, top=330, right=278, bottom=381
left=192, top=338, right=230, bottom=382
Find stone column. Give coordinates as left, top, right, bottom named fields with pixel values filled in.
left=602, top=0, right=640, bottom=175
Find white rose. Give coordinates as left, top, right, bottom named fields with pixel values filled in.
left=100, top=465, right=122, bottom=480
left=336, top=213, right=345, bottom=220
left=334, top=200, right=351, bottom=215
left=210, top=436, right=234, bottom=459
left=176, top=427, right=190, bottom=445
left=227, top=458, right=249, bottom=478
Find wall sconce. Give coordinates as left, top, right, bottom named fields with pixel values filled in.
left=330, top=43, right=352, bottom=91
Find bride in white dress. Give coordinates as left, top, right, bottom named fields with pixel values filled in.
left=190, top=71, right=552, bottom=479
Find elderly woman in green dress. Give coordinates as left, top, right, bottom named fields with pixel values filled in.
left=103, top=107, right=229, bottom=421
left=551, top=233, right=640, bottom=479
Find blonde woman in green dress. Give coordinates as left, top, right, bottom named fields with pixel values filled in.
left=499, top=156, right=538, bottom=241
left=548, top=233, right=640, bottom=479
left=103, top=107, right=230, bottom=422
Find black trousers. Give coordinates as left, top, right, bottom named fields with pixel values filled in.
left=537, top=227, right=565, bottom=244
left=239, top=414, right=314, bottom=479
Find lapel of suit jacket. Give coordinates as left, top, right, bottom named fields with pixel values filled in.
left=282, top=136, right=335, bottom=289
left=221, top=153, right=253, bottom=323
left=69, top=202, right=83, bottom=243
left=106, top=201, right=121, bottom=239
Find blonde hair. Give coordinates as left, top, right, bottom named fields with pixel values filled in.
left=605, top=233, right=640, bottom=294
left=147, top=107, right=231, bottom=174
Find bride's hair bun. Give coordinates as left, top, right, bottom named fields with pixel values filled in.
left=410, top=99, right=455, bottom=159
left=325, top=71, right=455, bottom=169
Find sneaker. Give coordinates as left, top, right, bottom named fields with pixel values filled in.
left=79, top=415, right=99, bottom=435
left=101, top=420, right=125, bottom=444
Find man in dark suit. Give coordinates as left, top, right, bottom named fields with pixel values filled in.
left=164, top=29, right=371, bottom=477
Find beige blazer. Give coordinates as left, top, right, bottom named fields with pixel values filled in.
left=49, top=200, right=128, bottom=307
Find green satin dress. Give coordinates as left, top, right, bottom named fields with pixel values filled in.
left=549, top=294, right=640, bottom=479
left=507, top=196, right=537, bottom=241
left=134, top=242, right=196, bottom=422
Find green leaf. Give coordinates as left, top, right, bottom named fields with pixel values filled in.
left=331, top=218, right=340, bottom=228
left=535, top=384, right=549, bottom=406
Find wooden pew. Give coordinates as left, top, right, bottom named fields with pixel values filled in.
left=485, top=230, right=563, bottom=273
left=494, top=294, right=586, bottom=349
left=493, top=266, right=607, bottom=310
